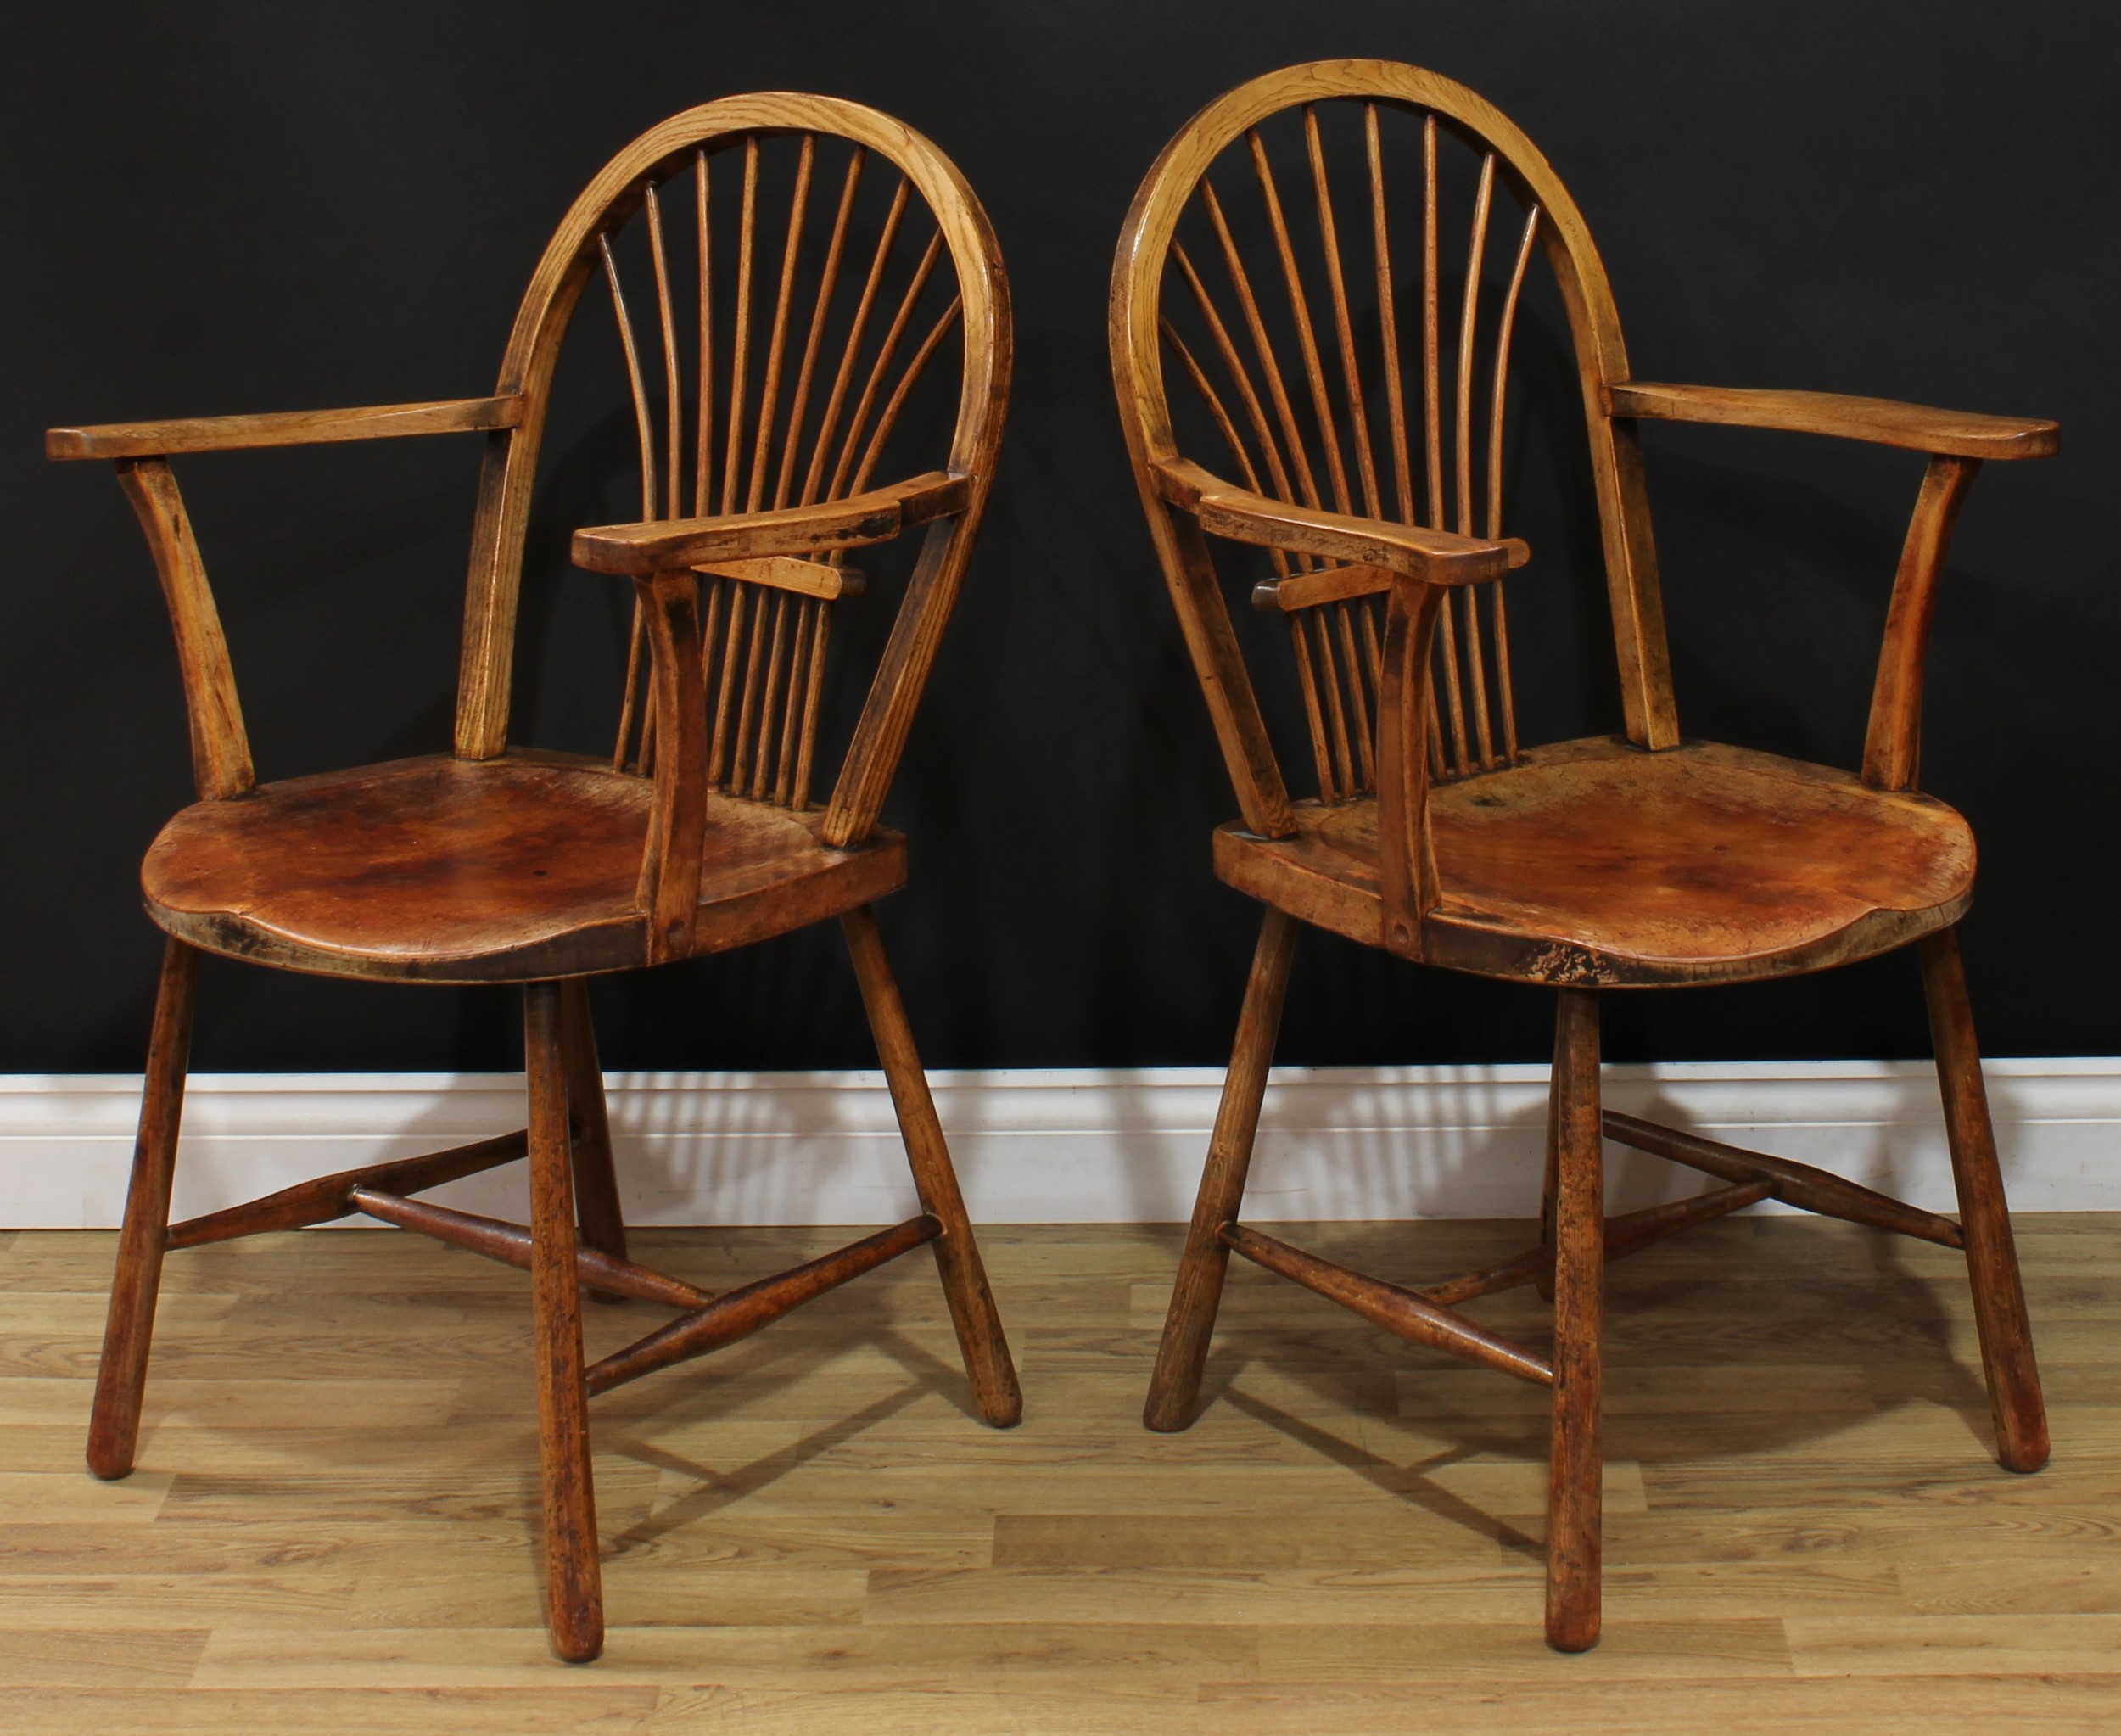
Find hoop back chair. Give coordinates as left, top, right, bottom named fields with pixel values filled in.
left=48, top=93, right=1021, bottom=1662
left=1110, top=60, right=2055, bottom=1652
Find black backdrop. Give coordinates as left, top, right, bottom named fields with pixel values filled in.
left=4, top=2, right=2116, bottom=1075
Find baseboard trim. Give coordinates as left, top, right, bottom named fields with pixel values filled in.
left=2, top=1060, right=2115, bottom=1230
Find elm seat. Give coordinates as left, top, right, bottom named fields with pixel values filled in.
left=141, top=751, right=908, bottom=983
left=1213, top=737, right=1976, bottom=988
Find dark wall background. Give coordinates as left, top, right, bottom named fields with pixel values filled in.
left=4, top=2, right=2116, bottom=1074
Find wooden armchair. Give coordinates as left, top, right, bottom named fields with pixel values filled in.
left=1109, top=59, right=2055, bottom=1652
left=48, top=93, right=1020, bottom=1663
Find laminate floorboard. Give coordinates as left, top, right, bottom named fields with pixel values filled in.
left=1, top=1214, right=2117, bottom=1731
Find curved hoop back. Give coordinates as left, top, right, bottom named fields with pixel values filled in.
left=454, top=94, right=1008, bottom=842
left=1112, top=60, right=1676, bottom=834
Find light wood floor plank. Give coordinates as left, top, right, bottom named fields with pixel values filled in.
left=0, top=1215, right=2112, bottom=1729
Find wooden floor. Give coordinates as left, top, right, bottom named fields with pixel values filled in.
left=0, top=1212, right=2117, bottom=1732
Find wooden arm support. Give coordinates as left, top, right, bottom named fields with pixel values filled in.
left=1251, top=563, right=1409, bottom=613
left=51, top=399, right=523, bottom=799
left=630, top=571, right=710, bottom=963
left=571, top=471, right=969, bottom=575
left=113, top=458, right=254, bottom=800
left=1374, top=573, right=1447, bottom=960
left=1606, top=381, right=2060, bottom=793
left=1152, top=456, right=1527, bottom=584
left=692, top=555, right=865, bottom=600
left=46, top=395, right=524, bottom=460
left=1605, top=382, right=2058, bottom=461
left=1862, top=453, right=1979, bottom=791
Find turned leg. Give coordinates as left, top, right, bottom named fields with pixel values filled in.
left=525, top=981, right=603, bottom=1662
left=842, top=905, right=1023, bottom=1428
left=1144, top=906, right=1298, bottom=1433
left=1546, top=987, right=1604, bottom=1653
left=88, top=939, right=200, bottom=1481
left=559, top=977, right=629, bottom=1302
left=1919, top=927, right=2048, bottom=1473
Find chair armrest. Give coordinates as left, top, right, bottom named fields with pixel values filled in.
left=1605, top=382, right=2057, bottom=461
left=571, top=471, right=969, bottom=575
left=46, top=395, right=524, bottom=460
left=1150, top=457, right=1528, bottom=584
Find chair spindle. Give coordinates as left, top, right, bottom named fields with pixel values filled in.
left=1161, top=101, right=1545, bottom=801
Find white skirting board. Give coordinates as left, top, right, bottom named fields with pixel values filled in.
left=0, top=1061, right=2115, bottom=1230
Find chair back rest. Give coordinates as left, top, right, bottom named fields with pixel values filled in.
left=1111, top=59, right=1677, bottom=837
left=456, top=94, right=1007, bottom=846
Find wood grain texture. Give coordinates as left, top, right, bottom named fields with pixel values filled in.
left=3, top=1212, right=2111, bottom=1727
left=1601, top=1112, right=1965, bottom=1248
left=113, top=461, right=254, bottom=802
left=691, top=554, right=865, bottom=599
left=1151, top=456, right=1525, bottom=584
left=1606, top=382, right=2059, bottom=460
left=1921, top=928, right=2049, bottom=1474
left=85, top=940, right=197, bottom=1481
left=581, top=1215, right=940, bottom=1397
left=1220, top=1224, right=1553, bottom=1385
left=342, top=1190, right=708, bottom=1311
left=571, top=470, right=967, bottom=574
left=842, top=905, right=1024, bottom=1428
left=521, top=982, right=601, bottom=1661
left=1419, top=1180, right=1773, bottom=1308
left=46, top=396, right=523, bottom=461
left=557, top=978, right=628, bottom=1288
left=1212, top=736, right=1977, bottom=987
left=165, top=1131, right=532, bottom=1250
left=1144, top=909, right=1298, bottom=1432
left=1250, top=563, right=1399, bottom=612
left=1862, top=456, right=1978, bottom=792
left=1545, top=988, right=1603, bottom=1651
left=137, top=751, right=908, bottom=983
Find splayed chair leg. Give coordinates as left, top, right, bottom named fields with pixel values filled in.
left=559, top=977, right=629, bottom=1303
left=1919, top=927, right=2047, bottom=1473
left=1144, top=906, right=1299, bottom=1432
left=842, top=904, right=1023, bottom=1428
left=525, top=981, right=603, bottom=1663
left=1535, top=1057, right=1561, bottom=1302
left=1546, top=987, right=1604, bottom=1653
left=88, top=938, right=199, bottom=1481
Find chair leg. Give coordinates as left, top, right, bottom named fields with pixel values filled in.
left=559, top=977, right=629, bottom=1302
left=1144, top=907, right=1298, bottom=1433
left=1546, top=986, right=1604, bottom=1653
left=88, top=938, right=199, bottom=1481
left=1534, top=1061, right=1561, bottom=1303
left=841, top=905, right=1023, bottom=1429
left=1919, top=927, right=2048, bottom=1474
left=524, top=981, right=603, bottom=1663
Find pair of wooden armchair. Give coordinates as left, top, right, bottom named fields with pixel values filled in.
left=49, top=65, right=2051, bottom=1661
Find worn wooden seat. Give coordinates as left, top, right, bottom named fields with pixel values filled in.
left=1111, top=59, right=2055, bottom=1654
left=49, top=93, right=1021, bottom=1664
left=1217, top=737, right=1975, bottom=986
left=143, top=751, right=906, bottom=981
